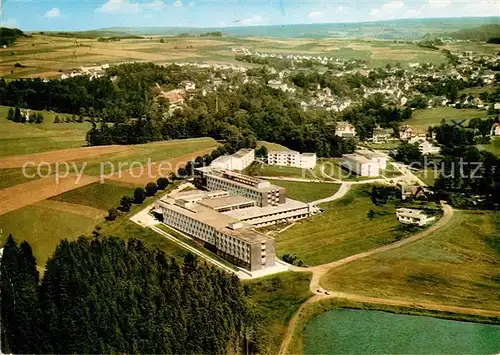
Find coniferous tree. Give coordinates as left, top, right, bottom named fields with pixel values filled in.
left=6, top=107, right=14, bottom=120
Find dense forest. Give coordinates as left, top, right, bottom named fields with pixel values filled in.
left=428, top=121, right=500, bottom=207
left=0, top=27, right=27, bottom=46
left=1, top=235, right=258, bottom=354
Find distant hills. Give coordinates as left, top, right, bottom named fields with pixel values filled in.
left=449, top=24, right=500, bottom=41
left=93, top=16, right=500, bottom=39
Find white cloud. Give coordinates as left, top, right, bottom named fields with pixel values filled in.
left=462, top=0, right=500, bottom=16
left=173, top=0, right=183, bottom=7
left=188, top=1, right=195, bottom=6
left=96, top=0, right=140, bottom=13
left=403, top=9, right=421, bottom=17
left=239, top=15, right=265, bottom=26
left=308, top=11, right=324, bottom=19
left=336, top=5, right=347, bottom=13
left=428, top=0, right=452, bottom=9
left=3, top=18, right=17, bottom=28
left=45, top=8, right=61, bottom=18
left=96, top=0, right=165, bottom=13
left=370, top=0, right=405, bottom=18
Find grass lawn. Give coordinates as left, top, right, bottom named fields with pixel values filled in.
left=404, top=107, right=490, bottom=130
left=244, top=271, right=312, bottom=355
left=94, top=183, right=190, bottom=262
left=275, top=185, right=421, bottom=266
left=320, top=210, right=500, bottom=311
left=267, top=179, right=341, bottom=203
left=381, top=163, right=403, bottom=179
left=0, top=166, right=51, bottom=189
left=257, top=141, right=290, bottom=152
left=414, top=167, right=438, bottom=186
left=0, top=204, right=98, bottom=266
left=0, top=106, right=91, bottom=156
left=252, top=159, right=378, bottom=182
left=479, top=139, right=500, bottom=157
left=49, top=182, right=136, bottom=211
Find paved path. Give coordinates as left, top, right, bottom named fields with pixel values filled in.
left=309, top=182, right=350, bottom=206
left=278, top=202, right=458, bottom=355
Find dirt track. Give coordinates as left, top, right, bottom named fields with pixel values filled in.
left=0, top=145, right=129, bottom=169
left=0, top=174, right=99, bottom=216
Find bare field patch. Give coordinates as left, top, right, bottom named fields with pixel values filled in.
left=107, top=148, right=215, bottom=185
left=0, top=174, right=99, bottom=216
left=0, top=145, right=130, bottom=169
left=36, top=199, right=106, bottom=219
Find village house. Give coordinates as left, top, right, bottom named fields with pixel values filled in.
left=400, top=185, right=430, bottom=201
left=371, top=126, right=394, bottom=144
left=396, top=208, right=436, bottom=226
left=178, top=80, right=196, bottom=91
left=335, top=121, right=357, bottom=138
left=418, top=140, right=441, bottom=155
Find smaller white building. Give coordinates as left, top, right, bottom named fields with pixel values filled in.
left=341, top=153, right=380, bottom=177
left=179, top=80, right=196, bottom=91
left=335, top=121, right=357, bottom=138
left=267, top=150, right=317, bottom=169
left=396, top=208, right=436, bottom=226
left=211, top=148, right=255, bottom=171
left=418, top=140, right=441, bottom=155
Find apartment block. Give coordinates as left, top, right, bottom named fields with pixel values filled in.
left=210, top=148, right=255, bottom=171
left=195, top=168, right=286, bottom=207
left=267, top=150, right=317, bottom=169
left=155, top=190, right=275, bottom=271
left=341, top=153, right=380, bottom=177
left=355, top=149, right=387, bottom=169
left=396, top=208, right=436, bottom=226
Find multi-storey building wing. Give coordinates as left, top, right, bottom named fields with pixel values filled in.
left=267, top=150, right=317, bottom=169
left=155, top=190, right=275, bottom=271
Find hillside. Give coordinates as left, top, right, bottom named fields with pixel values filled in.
left=450, top=24, right=500, bottom=41
left=99, top=17, right=500, bottom=39
left=0, top=27, right=28, bottom=47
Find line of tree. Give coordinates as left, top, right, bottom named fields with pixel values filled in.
left=1, top=235, right=258, bottom=354
left=6, top=107, right=44, bottom=123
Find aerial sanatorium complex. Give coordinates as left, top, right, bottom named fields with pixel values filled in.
left=154, top=149, right=315, bottom=271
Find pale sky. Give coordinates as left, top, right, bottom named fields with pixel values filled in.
left=2, top=0, right=499, bottom=31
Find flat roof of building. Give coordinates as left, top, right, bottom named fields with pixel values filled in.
left=355, top=150, right=386, bottom=159
left=232, top=148, right=254, bottom=158
left=198, top=195, right=256, bottom=210
left=342, top=153, right=373, bottom=164
left=157, top=197, right=270, bottom=243
left=223, top=198, right=308, bottom=220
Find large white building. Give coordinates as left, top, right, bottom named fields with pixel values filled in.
left=267, top=150, right=317, bottom=169
left=155, top=190, right=275, bottom=271
left=211, top=148, right=255, bottom=171
left=341, top=153, right=381, bottom=177
left=355, top=150, right=387, bottom=169
left=396, top=208, right=436, bottom=226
